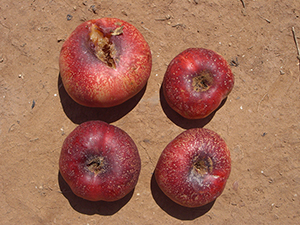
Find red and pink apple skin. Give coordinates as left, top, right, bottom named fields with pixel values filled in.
left=59, top=17, right=152, bottom=108
left=155, top=128, right=231, bottom=208
left=59, top=121, right=141, bottom=202
left=163, top=48, right=234, bottom=119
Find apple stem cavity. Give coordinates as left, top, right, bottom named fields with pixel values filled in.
left=193, top=156, right=213, bottom=175
left=89, top=23, right=122, bottom=69
left=87, top=156, right=105, bottom=175
left=192, top=71, right=213, bottom=92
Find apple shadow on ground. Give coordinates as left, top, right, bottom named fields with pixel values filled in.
left=150, top=173, right=215, bottom=220
left=58, top=171, right=133, bottom=215
left=58, top=74, right=147, bottom=124
left=159, top=86, right=227, bottom=129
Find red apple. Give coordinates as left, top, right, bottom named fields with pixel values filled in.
left=155, top=128, right=231, bottom=208
left=59, top=120, right=141, bottom=202
left=163, top=48, right=234, bottom=119
left=59, top=18, right=152, bottom=108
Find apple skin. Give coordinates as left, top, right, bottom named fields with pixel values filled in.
left=59, top=120, right=141, bottom=202
left=154, top=128, right=231, bottom=208
left=59, top=18, right=152, bottom=108
left=163, top=48, right=234, bottom=119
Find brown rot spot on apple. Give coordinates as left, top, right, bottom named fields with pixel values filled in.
left=89, top=23, right=123, bottom=69
left=193, top=156, right=213, bottom=175
left=87, top=156, right=106, bottom=175
left=192, top=70, right=213, bottom=92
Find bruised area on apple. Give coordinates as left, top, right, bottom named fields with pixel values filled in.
left=59, top=121, right=141, bottom=202
left=59, top=18, right=152, bottom=108
left=154, top=128, right=231, bottom=208
left=163, top=48, right=234, bottom=119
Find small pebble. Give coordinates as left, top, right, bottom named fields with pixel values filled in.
left=67, top=14, right=73, bottom=21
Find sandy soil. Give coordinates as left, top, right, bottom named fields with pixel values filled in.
left=1, top=0, right=300, bottom=224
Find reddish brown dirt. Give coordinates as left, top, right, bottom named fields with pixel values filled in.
left=1, top=0, right=300, bottom=224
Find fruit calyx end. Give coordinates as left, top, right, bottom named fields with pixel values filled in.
left=192, top=70, right=213, bottom=92
left=87, top=156, right=105, bottom=175
left=193, top=156, right=213, bottom=175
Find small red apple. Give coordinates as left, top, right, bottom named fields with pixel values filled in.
left=155, top=128, right=231, bottom=208
left=59, top=120, right=141, bottom=202
left=59, top=18, right=152, bottom=108
left=163, top=48, right=234, bottom=119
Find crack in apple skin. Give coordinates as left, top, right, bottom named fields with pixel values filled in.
left=89, top=23, right=119, bottom=69
left=163, top=48, right=234, bottom=119
left=154, top=128, right=231, bottom=208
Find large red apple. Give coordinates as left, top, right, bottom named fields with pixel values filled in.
left=59, top=18, right=152, bottom=108
left=163, top=48, right=234, bottom=119
left=155, top=128, right=231, bottom=208
left=59, top=120, right=141, bottom=202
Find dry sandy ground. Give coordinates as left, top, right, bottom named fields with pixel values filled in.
left=1, top=0, right=300, bottom=224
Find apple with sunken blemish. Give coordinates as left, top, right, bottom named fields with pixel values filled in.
left=162, top=48, right=234, bottom=119
left=59, top=18, right=152, bottom=108
left=154, top=128, right=231, bottom=208
left=59, top=120, right=141, bottom=202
